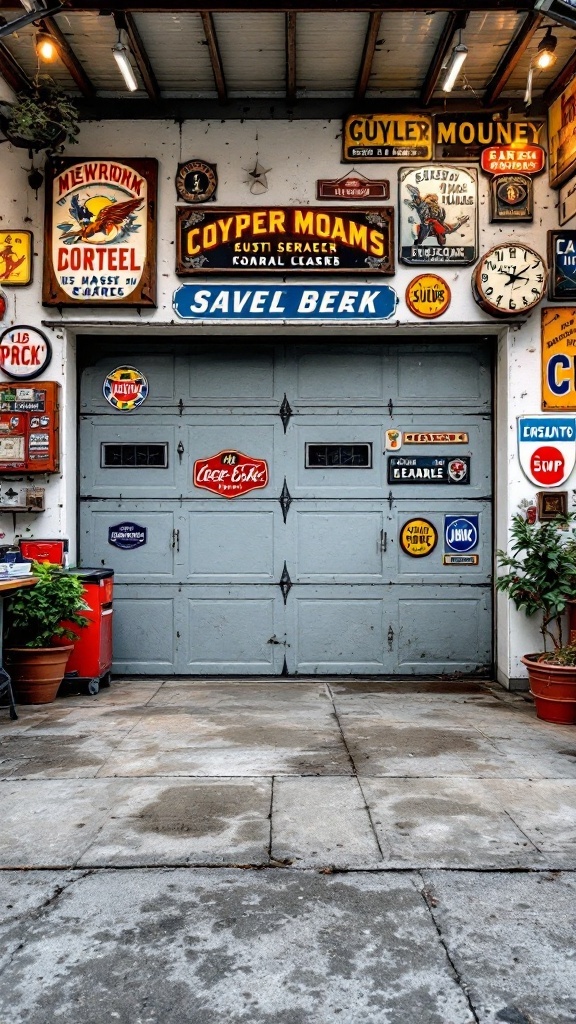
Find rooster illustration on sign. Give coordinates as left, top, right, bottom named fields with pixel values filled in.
left=404, top=184, right=469, bottom=246
left=57, top=194, right=144, bottom=244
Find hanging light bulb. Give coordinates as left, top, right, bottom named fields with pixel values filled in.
left=35, top=30, right=58, bottom=61
left=536, top=26, right=558, bottom=69
left=112, top=39, right=138, bottom=92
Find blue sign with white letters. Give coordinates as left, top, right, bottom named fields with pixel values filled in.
left=444, top=515, right=479, bottom=553
left=108, top=522, right=147, bottom=550
left=173, top=284, right=398, bottom=321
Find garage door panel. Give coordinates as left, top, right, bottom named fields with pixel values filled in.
left=186, top=509, right=277, bottom=581
left=79, top=421, right=178, bottom=496
left=293, top=346, right=386, bottom=402
left=291, top=420, right=384, bottom=496
left=112, top=591, right=177, bottom=672
left=390, top=502, right=492, bottom=584
left=187, top=421, right=281, bottom=494
left=80, top=506, right=176, bottom=581
left=396, top=590, right=492, bottom=673
left=184, top=348, right=275, bottom=402
left=81, top=356, right=178, bottom=411
left=291, top=591, right=390, bottom=674
left=396, top=347, right=491, bottom=407
left=291, top=508, right=385, bottom=581
left=185, top=591, right=283, bottom=673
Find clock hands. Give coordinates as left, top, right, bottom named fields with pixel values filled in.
left=496, top=264, right=530, bottom=287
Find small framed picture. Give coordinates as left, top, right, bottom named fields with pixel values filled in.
left=537, top=490, right=568, bottom=520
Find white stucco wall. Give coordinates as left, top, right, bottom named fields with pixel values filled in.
left=0, top=116, right=568, bottom=683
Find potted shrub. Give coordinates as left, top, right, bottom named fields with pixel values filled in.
left=0, top=75, right=80, bottom=154
left=3, top=561, right=90, bottom=704
left=496, top=511, right=576, bottom=723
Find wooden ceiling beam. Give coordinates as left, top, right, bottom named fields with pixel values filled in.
left=38, top=15, right=95, bottom=98
left=544, top=51, right=576, bottom=105
left=355, top=11, right=381, bottom=102
left=286, top=11, right=296, bottom=103
left=420, top=9, right=468, bottom=107
left=0, top=40, right=31, bottom=94
left=483, top=11, right=544, bottom=107
left=201, top=11, right=227, bottom=103
left=2, top=2, right=533, bottom=12
left=114, top=10, right=160, bottom=101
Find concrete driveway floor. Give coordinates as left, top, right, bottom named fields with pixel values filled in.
left=1, top=677, right=575, bottom=1023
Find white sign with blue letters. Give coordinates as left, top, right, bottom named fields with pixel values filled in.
left=173, top=284, right=398, bottom=321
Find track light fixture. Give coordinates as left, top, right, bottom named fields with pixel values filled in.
left=441, top=35, right=468, bottom=93
left=112, top=36, right=138, bottom=92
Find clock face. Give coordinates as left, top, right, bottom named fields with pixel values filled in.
left=473, top=243, right=547, bottom=318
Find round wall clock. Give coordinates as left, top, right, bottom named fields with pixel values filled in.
left=472, top=242, right=547, bottom=318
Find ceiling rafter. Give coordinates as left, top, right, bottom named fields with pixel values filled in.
left=483, top=11, right=544, bottom=107
left=201, top=11, right=227, bottom=103
left=38, top=15, right=95, bottom=98
left=286, top=11, right=296, bottom=103
left=354, top=11, right=381, bottom=102
left=0, top=1, right=534, bottom=11
left=0, top=40, right=31, bottom=94
left=419, top=10, right=468, bottom=107
left=114, top=10, right=160, bottom=101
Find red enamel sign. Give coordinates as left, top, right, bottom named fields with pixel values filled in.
left=480, top=145, right=545, bottom=176
left=529, top=445, right=565, bottom=486
left=193, top=450, right=269, bottom=498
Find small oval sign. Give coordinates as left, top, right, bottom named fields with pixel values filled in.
left=400, top=518, right=438, bottom=557
left=103, top=365, right=149, bottom=411
left=0, top=325, right=52, bottom=380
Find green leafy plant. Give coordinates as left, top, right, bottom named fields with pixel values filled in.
left=3, top=561, right=90, bottom=649
left=0, top=76, right=80, bottom=152
left=496, top=512, right=576, bottom=659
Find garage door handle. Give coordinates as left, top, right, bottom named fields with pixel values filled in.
left=380, top=529, right=387, bottom=553
left=172, top=528, right=180, bottom=552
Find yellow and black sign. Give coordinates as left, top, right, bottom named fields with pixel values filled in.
left=400, top=518, right=438, bottom=557
left=0, top=230, right=32, bottom=286
left=434, top=114, right=544, bottom=161
left=541, top=307, right=576, bottom=410
left=406, top=274, right=451, bottom=319
left=342, top=114, right=433, bottom=162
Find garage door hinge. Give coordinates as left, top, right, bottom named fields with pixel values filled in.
left=387, top=625, right=394, bottom=651
left=387, top=490, right=394, bottom=509
left=178, top=399, right=184, bottom=416
left=388, top=399, right=394, bottom=417
left=279, top=561, right=292, bottom=604
left=279, top=477, right=292, bottom=523
left=172, top=528, right=180, bottom=552
left=279, top=393, right=293, bottom=433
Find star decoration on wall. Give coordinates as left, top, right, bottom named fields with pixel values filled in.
left=244, top=159, right=271, bottom=194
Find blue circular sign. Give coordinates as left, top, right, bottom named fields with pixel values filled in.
left=444, top=516, right=478, bottom=553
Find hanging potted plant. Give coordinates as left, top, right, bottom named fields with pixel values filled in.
left=3, top=560, right=90, bottom=704
left=496, top=511, right=576, bottom=723
left=0, top=75, right=80, bottom=154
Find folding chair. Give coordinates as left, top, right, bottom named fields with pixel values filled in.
left=0, top=666, right=18, bottom=720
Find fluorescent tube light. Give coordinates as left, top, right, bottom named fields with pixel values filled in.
left=441, top=43, right=468, bottom=93
left=112, top=42, right=138, bottom=92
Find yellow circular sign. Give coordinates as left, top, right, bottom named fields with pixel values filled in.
left=406, top=274, right=451, bottom=319
left=400, top=518, right=438, bottom=557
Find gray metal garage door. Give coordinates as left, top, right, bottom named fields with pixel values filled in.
left=79, top=339, right=492, bottom=676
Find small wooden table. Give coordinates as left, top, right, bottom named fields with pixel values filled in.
left=0, top=576, right=38, bottom=720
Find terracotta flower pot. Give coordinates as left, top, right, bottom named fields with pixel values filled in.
left=521, top=654, right=576, bottom=724
left=3, top=645, right=74, bottom=705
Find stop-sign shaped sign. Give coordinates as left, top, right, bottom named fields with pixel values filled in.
left=530, top=445, right=565, bottom=485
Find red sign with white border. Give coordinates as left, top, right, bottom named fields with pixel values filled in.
left=193, top=450, right=269, bottom=498
left=529, top=445, right=566, bottom=486
left=480, top=145, right=545, bottom=176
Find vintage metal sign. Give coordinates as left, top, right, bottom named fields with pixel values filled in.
left=444, top=515, right=479, bottom=553
left=387, top=455, right=470, bottom=484
left=108, top=522, right=147, bottom=550
left=559, top=174, right=576, bottom=226
left=549, top=78, right=576, bottom=188
left=43, top=158, right=157, bottom=307
left=173, top=284, right=398, bottom=321
left=443, top=554, right=479, bottom=566
left=517, top=415, right=576, bottom=486
left=541, top=307, right=576, bottom=409
left=405, top=273, right=451, bottom=318
left=385, top=429, right=402, bottom=451
left=399, top=519, right=438, bottom=557
left=480, top=145, right=545, bottom=176
left=490, top=174, right=533, bottom=222
left=176, top=160, right=217, bottom=204
left=547, top=231, right=576, bottom=300
left=193, top=450, right=269, bottom=498
left=434, top=115, right=543, bottom=161
left=176, top=207, right=394, bottom=274
left=0, top=231, right=32, bottom=286
left=103, top=366, right=149, bottom=411
left=342, top=114, right=433, bottom=162
left=316, top=172, right=390, bottom=200
left=403, top=431, right=469, bottom=444
left=0, top=326, right=52, bottom=381
left=399, top=166, right=477, bottom=265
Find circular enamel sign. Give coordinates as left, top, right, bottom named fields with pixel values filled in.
left=400, top=518, right=438, bottom=557
left=103, top=365, right=149, bottom=411
left=406, top=274, right=451, bottom=319
left=0, top=325, right=52, bottom=380
left=176, top=160, right=218, bottom=204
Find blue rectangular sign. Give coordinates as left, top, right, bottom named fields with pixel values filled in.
left=518, top=416, right=576, bottom=442
left=173, top=284, right=398, bottom=321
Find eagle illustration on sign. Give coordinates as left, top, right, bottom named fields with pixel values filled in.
left=193, top=450, right=269, bottom=498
